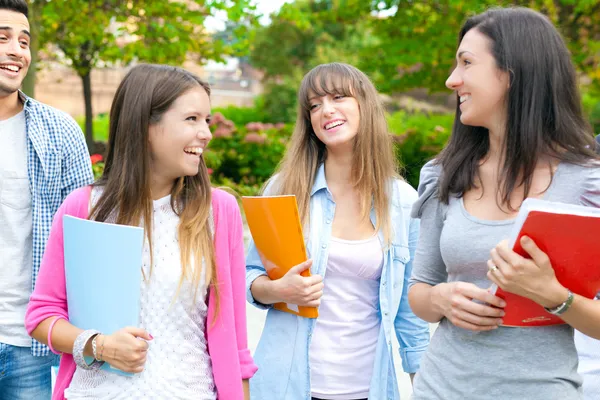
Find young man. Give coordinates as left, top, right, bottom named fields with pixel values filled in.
left=0, top=0, right=93, bottom=398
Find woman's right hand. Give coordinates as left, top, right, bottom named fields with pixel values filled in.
left=432, top=282, right=506, bottom=331
left=98, top=327, right=152, bottom=373
left=272, top=260, right=324, bottom=307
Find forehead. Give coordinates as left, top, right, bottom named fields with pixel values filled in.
left=0, top=10, right=30, bottom=32
left=458, top=28, right=492, bottom=54
left=171, top=86, right=211, bottom=113
left=306, top=74, right=354, bottom=100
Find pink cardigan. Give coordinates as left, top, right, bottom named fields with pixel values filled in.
left=25, top=186, right=258, bottom=400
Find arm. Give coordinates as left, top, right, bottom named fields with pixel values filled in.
left=61, top=116, right=94, bottom=198
left=407, top=164, right=505, bottom=331
left=394, top=217, right=430, bottom=378
left=26, top=192, right=150, bottom=372
left=228, top=198, right=258, bottom=380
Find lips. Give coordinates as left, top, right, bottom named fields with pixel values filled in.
left=324, top=119, right=345, bottom=130
left=184, top=147, right=203, bottom=156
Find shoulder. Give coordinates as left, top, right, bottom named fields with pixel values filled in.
left=574, top=161, right=600, bottom=208
left=411, top=159, right=443, bottom=218
left=26, top=99, right=83, bottom=144
left=27, top=98, right=80, bottom=130
left=391, top=178, right=418, bottom=208
left=211, top=187, right=240, bottom=214
left=58, top=186, right=92, bottom=216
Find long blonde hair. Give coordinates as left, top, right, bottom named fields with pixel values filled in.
left=90, top=64, right=219, bottom=317
left=271, top=63, right=398, bottom=245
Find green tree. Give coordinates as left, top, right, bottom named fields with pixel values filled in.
left=249, top=0, right=374, bottom=122
left=34, top=0, right=257, bottom=150
left=364, top=0, right=600, bottom=93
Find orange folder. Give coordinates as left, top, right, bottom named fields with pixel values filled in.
left=241, top=195, right=318, bottom=319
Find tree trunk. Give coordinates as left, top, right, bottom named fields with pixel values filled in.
left=81, top=71, right=94, bottom=152
left=22, top=1, right=43, bottom=97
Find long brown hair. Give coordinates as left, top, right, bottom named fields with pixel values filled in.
left=438, top=7, right=597, bottom=206
left=271, top=63, right=398, bottom=245
left=90, top=64, right=219, bottom=314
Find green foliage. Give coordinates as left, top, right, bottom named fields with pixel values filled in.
left=206, top=124, right=293, bottom=186
left=388, top=111, right=454, bottom=188
left=582, top=90, right=600, bottom=135
left=35, top=0, right=259, bottom=145
left=76, top=113, right=110, bottom=142
left=250, top=0, right=600, bottom=97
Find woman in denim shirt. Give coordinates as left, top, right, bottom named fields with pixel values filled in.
left=246, top=63, right=430, bottom=400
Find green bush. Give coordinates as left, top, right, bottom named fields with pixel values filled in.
left=206, top=123, right=293, bottom=186
left=76, top=113, right=110, bottom=142
left=388, top=111, right=454, bottom=188
left=583, top=91, right=600, bottom=136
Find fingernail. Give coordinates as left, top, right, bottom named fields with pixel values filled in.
left=149, top=334, right=154, bottom=340
left=521, top=236, right=530, bottom=244
left=500, top=311, right=506, bottom=317
left=498, top=319, right=504, bottom=325
left=500, top=301, right=506, bottom=307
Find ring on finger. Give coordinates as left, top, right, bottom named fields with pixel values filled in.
left=488, top=264, right=499, bottom=273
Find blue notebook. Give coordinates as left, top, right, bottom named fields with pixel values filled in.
left=63, top=215, right=144, bottom=375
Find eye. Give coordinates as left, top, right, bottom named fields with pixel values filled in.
left=205, top=117, right=211, bottom=124
left=334, top=94, right=346, bottom=100
left=309, top=103, right=319, bottom=110
left=463, top=59, right=471, bottom=66
left=186, top=116, right=197, bottom=121
left=20, top=40, right=29, bottom=47
left=0, top=36, right=7, bottom=41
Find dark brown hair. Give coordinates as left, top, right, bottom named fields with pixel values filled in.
left=438, top=7, right=596, bottom=206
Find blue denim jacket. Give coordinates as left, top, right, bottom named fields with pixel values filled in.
left=245, top=165, right=430, bottom=400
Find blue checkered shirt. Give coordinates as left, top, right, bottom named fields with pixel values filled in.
left=18, top=92, right=94, bottom=356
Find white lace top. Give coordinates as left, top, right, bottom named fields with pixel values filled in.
left=64, top=193, right=216, bottom=400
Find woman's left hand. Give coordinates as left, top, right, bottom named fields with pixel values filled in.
left=487, top=236, right=567, bottom=308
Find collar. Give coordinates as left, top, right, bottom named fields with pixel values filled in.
left=310, top=163, right=328, bottom=196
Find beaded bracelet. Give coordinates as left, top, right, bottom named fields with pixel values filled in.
left=73, top=330, right=104, bottom=370
left=47, top=316, right=66, bottom=355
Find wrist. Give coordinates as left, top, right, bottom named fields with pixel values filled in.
left=265, top=278, right=283, bottom=304
left=539, top=282, right=570, bottom=309
left=430, top=283, right=447, bottom=317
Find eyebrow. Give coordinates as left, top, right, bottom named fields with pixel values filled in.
left=456, top=50, right=473, bottom=59
left=0, top=26, right=31, bottom=38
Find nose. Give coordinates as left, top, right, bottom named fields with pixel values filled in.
left=445, top=67, right=462, bottom=91
left=198, top=123, right=212, bottom=142
left=6, top=38, right=27, bottom=59
left=321, top=97, right=335, bottom=117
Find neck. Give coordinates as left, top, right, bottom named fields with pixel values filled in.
left=150, top=175, right=174, bottom=200
left=324, top=146, right=353, bottom=186
left=486, top=120, right=507, bottom=166
left=0, top=91, right=23, bottom=120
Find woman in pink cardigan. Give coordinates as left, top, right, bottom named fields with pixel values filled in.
left=25, top=64, right=257, bottom=400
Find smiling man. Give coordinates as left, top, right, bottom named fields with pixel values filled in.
left=0, top=1, right=93, bottom=398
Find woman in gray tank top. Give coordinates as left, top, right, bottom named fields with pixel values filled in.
left=408, top=7, right=600, bottom=400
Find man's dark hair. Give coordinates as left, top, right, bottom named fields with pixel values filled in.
left=0, top=0, right=28, bottom=18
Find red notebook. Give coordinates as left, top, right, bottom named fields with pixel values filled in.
left=492, top=198, right=600, bottom=327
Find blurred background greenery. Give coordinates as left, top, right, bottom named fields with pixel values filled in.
left=27, top=0, right=600, bottom=193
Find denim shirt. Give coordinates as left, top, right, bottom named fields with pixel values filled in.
left=245, top=165, right=430, bottom=400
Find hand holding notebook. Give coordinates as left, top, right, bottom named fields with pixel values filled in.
left=242, top=195, right=320, bottom=318
left=490, top=198, right=600, bottom=327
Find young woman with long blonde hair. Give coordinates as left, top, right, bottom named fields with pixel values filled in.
left=246, top=62, right=430, bottom=400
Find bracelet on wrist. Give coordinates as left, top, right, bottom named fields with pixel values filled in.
left=544, top=289, right=574, bottom=315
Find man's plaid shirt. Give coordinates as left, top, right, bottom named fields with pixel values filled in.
left=16, top=91, right=94, bottom=356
